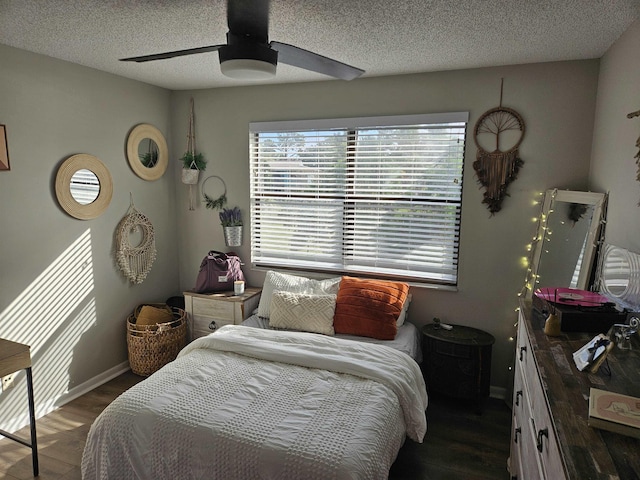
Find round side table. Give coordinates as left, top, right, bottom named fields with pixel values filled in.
left=421, top=323, right=495, bottom=413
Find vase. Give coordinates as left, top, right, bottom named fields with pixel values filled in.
left=181, top=168, right=199, bottom=185
left=224, top=226, right=243, bottom=247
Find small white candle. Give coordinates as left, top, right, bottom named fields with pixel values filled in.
left=234, top=280, right=245, bottom=295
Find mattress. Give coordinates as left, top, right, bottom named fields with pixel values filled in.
left=82, top=325, right=428, bottom=480
left=242, top=313, right=423, bottom=363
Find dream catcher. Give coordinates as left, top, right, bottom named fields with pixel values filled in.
left=115, top=196, right=157, bottom=284
left=473, top=81, right=526, bottom=214
left=628, top=108, right=640, bottom=204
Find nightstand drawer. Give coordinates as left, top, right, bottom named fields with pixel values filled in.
left=192, top=317, right=234, bottom=339
left=192, top=297, right=235, bottom=320
left=192, top=314, right=234, bottom=333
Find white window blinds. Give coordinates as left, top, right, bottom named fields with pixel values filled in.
left=249, top=112, right=468, bottom=285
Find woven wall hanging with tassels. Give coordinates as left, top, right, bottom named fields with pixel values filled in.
left=473, top=80, right=526, bottom=214
left=115, top=196, right=157, bottom=284
left=628, top=108, right=640, bottom=204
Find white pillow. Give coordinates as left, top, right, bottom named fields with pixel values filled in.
left=396, top=293, right=412, bottom=326
left=269, top=291, right=337, bottom=336
left=258, top=270, right=341, bottom=318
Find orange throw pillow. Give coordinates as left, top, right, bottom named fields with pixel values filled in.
left=333, top=276, right=409, bottom=340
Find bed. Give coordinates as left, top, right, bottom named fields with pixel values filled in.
left=81, top=273, right=428, bottom=480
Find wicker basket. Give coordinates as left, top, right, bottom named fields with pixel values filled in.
left=127, top=304, right=187, bottom=376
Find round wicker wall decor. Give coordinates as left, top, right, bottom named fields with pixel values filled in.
left=55, top=153, right=113, bottom=220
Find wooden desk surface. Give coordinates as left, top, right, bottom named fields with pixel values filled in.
left=521, top=300, right=640, bottom=479
left=0, top=339, right=31, bottom=377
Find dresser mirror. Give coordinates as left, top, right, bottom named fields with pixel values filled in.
left=596, top=243, right=640, bottom=310
left=126, top=123, right=168, bottom=181
left=525, top=189, right=607, bottom=299
left=55, top=154, right=113, bottom=220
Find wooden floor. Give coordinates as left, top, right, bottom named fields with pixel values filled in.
left=0, top=371, right=512, bottom=479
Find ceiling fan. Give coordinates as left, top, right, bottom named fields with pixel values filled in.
left=120, top=0, right=365, bottom=81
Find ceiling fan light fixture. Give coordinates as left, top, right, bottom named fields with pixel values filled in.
left=219, top=43, right=277, bottom=80
left=220, top=58, right=276, bottom=80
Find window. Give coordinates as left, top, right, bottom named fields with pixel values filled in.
left=249, top=112, right=468, bottom=286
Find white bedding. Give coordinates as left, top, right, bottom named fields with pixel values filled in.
left=242, top=314, right=424, bottom=363
left=82, top=325, right=428, bottom=480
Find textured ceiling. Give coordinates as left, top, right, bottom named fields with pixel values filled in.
left=1, top=0, right=639, bottom=90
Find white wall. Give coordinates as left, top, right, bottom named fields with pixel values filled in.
left=171, top=59, right=600, bottom=393
left=1, top=35, right=619, bottom=421
left=0, top=44, right=178, bottom=431
left=590, top=19, right=640, bottom=254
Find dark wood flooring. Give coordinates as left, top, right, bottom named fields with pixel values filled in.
left=0, top=371, right=512, bottom=479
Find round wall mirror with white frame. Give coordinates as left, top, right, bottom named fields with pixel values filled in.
left=126, top=123, right=168, bottom=181
left=55, top=153, right=113, bottom=220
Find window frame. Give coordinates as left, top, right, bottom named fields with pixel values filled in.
left=249, top=112, right=468, bottom=287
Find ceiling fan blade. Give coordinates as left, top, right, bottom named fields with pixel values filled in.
left=227, top=0, right=270, bottom=43
left=120, top=45, right=224, bottom=63
left=271, top=41, right=364, bottom=80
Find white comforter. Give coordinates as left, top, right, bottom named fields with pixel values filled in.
left=82, top=325, right=428, bottom=480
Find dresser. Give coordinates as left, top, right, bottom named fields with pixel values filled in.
left=184, top=288, right=262, bottom=341
left=509, top=300, right=640, bottom=479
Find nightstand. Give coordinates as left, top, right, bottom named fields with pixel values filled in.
left=184, top=288, right=262, bottom=341
left=421, top=323, right=495, bottom=412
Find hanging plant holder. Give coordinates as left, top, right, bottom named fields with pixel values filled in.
left=180, top=98, right=206, bottom=209
left=181, top=168, right=200, bottom=185
left=473, top=80, right=526, bottom=214
left=224, top=226, right=243, bottom=247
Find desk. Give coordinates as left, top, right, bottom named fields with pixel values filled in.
left=421, top=323, right=495, bottom=412
left=0, top=339, right=38, bottom=477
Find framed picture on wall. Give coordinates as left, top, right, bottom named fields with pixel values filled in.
left=0, top=125, right=9, bottom=171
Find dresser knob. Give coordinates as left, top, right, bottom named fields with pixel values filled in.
left=536, top=428, right=549, bottom=452
left=208, top=321, right=217, bottom=331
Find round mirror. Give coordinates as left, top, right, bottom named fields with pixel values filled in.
left=70, top=169, right=100, bottom=205
left=56, top=154, right=113, bottom=220
left=138, top=138, right=159, bottom=169
left=126, top=124, right=168, bottom=181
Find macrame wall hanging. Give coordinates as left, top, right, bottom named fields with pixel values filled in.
left=180, top=98, right=207, bottom=210
left=115, top=195, right=157, bottom=284
left=473, top=79, right=526, bottom=214
left=628, top=108, right=640, bottom=204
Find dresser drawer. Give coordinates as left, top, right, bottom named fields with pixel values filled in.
left=512, top=310, right=567, bottom=480
left=192, top=297, right=235, bottom=320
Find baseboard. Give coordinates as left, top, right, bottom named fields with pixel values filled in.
left=1, top=361, right=131, bottom=437
left=52, top=360, right=131, bottom=409
left=490, top=385, right=507, bottom=400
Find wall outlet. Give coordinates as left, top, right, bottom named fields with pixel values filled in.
left=1, top=374, right=15, bottom=391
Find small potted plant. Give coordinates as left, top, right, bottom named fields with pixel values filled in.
left=220, top=207, right=243, bottom=246
left=180, top=151, right=207, bottom=185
